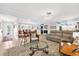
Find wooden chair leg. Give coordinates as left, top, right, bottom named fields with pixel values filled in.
left=21, top=38, right=23, bottom=45
left=19, top=38, right=22, bottom=46
left=21, top=38, right=24, bottom=45
left=24, top=38, right=26, bottom=46
left=23, top=37, right=27, bottom=46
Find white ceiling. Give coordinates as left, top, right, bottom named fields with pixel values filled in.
left=0, top=3, right=79, bottom=24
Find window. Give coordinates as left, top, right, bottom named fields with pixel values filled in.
left=50, top=26, right=56, bottom=29
left=77, top=22, right=79, bottom=24
left=44, top=25, right=48, bottom=29
left=7, top=25, right=10, bottom=35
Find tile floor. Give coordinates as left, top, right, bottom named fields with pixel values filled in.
left=0, top=35, right=61, bottom=56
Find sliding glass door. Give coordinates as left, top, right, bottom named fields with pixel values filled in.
left=2, top=22, right=14, bottom=41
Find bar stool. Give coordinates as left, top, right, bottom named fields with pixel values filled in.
left=18, top=29, right=24, bottom=45
left=30, top=30, right=39, bottom=43
left=23, top=30, right=28, bottom=45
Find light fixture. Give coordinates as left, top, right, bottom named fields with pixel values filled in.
left=46, top=11, right=52, bottom=15
left=41, top=10, right=53, bottom=20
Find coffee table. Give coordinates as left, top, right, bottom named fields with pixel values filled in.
left=29, top=41, right=48, bottom=56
